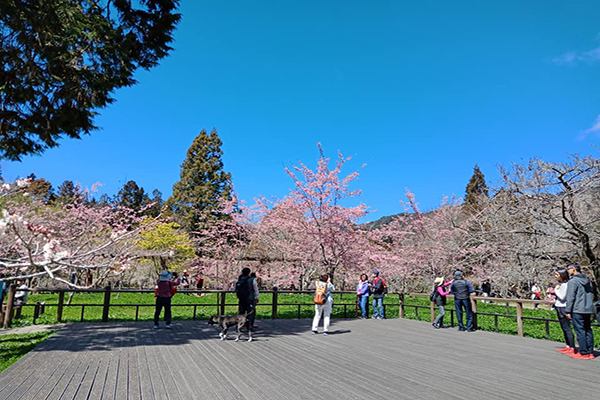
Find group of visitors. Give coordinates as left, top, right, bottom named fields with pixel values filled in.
left=355, top=270, right=388, bottom=320
left=429, top=263, right=596, bottom=360
left=553, top=263, right=595, bottom=360
left=153, top=267, right=260, bottom=330
left=431, top=270, right=476, bottom=331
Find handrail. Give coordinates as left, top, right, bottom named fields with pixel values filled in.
left=2, top=287, right=597, bottom=341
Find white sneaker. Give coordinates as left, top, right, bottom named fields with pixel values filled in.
left=153, top=325, right=159, bottom=329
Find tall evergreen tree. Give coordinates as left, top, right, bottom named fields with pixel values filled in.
left=56, top=180, right=77, bottom=203
left=117, top=180, right=151, bottom=212
left=465, top=164, right=489, bottom=208
left=168, top=129, right=232, bottom=233
left=0, top=0, right=181, bottom=160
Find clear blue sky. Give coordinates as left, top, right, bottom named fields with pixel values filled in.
left=2, top=1, right=600, bottom=221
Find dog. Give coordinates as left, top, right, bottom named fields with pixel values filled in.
left=208, top=311, right=254, bottom=342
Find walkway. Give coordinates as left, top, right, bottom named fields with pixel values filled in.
left=0, top=318, right=598, bottom=399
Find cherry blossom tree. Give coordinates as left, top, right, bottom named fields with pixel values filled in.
left=0, top=180, right=162, bottom=288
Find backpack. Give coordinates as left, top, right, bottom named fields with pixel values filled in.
left=235, top=276, right=252, bottom=300
left=429, top=288, right=438, bottom=302
left=314, top=282, right=327, bottom=305
left=372, top=277, right=388, bottom=294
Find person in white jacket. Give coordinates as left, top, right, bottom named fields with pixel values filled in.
left=312, top=274, right=335, bottom=335
left=553, top=267, right=575, bottom=354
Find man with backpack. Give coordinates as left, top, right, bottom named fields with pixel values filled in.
left=236, top=268, right=256, bottom=328
left=370, top=270, right=387, bottom=319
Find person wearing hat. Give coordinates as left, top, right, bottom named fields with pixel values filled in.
left=370, top=270, right=387, bottom=320
left=565, top=263, right=595, bottom=360
left=450, top=270, right=475, bottom=331
left=432, top=277, right=452, bottom=329
left=181, top=269, right=190, bottom=293
left=153, top=270, right=180, bottom=329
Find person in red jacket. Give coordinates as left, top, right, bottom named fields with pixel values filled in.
left=153, top=270, right=180, bottom=329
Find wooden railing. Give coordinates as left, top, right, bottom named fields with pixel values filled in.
left=1, top=285, right=598, bottom=341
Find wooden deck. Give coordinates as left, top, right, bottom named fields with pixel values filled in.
left=0, top=318, right=598, bottom=399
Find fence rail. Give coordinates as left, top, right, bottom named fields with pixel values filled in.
left=1, top=285, right=598, bottom=342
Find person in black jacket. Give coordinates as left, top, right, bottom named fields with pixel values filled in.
left=450, top=270, right=475, bottom=332
left=236, top=268, right=256, bottom=328
left=432, top=277, right=452, bottom=329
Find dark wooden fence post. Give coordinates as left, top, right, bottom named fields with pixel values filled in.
left=516, top=301, right=524, bottom=337
left=430, top=300, right=435, bottom=323
left=102, top=284, right=111, bottom=322
left=398, top=293, right=405, bottom=319
left=471, top=296, right=478, bottom=330
left=57, top=290, right=65, bottom=322
left=272, top=287, right=278, bottom=319
left=2, top=284, right=17, bottom=329
left=219, top=292, right=226, bottom=316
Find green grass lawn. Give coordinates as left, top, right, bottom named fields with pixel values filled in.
left=8, top=291, right=600, bottom=347
left=0, top=331, right=55, bottom=373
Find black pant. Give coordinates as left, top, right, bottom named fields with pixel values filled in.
left=238, top=300, right=255, bottom=326
left=555, top=307, right=575, bottom=348
left=154, top=296, right=172, bottom=325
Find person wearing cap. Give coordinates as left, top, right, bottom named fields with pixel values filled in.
left=370, top=270, right=387, bottom=319
left=450, top=270, right=475, bottom=331
left=153, top=270, right=180, bottom=329
left=432, top=277, right=452, bottom=329
left=565, top=263, right=595, bottom=360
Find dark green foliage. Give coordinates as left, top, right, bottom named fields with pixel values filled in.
left=117, top=180, right=151, bottom=212
left=168, top=129, right=232, bottom=232
left=0, top=0, right=181, bottom=160
left=465, top=164, right=489, bottom=208
left=55, top=180, right=77, bottom=203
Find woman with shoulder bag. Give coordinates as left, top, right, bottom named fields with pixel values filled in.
left=432, top=276, right=452, bottom=329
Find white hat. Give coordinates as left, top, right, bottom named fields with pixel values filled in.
left=434, top=277, right=444, bottom=285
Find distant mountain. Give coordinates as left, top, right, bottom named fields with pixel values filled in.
left=361, top=213, right=404, bottom=230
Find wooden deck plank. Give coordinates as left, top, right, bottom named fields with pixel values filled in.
left=0, top=318, right=599, bottom=400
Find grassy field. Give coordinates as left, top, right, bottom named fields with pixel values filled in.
left=8, top=291, right=600, bottom=347
left=0, top=331, right=55, bottom=373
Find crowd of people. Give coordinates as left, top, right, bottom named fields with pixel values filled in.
left=151, top=263, right=596, bottom=360
left=427, top=263, right=596, bottom=360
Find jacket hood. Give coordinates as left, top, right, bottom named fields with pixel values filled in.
left=572, top=273, right=591, bottom=285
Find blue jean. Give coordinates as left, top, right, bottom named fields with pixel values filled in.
left=454, top=298, right=473, bottom=330
left=571, top=313, right=594, bottom=355
left=372, top=297, right=385, bottom=318
left=359, top=295, right=369, bottom=317
left=433, top=305, right=445, bottom=327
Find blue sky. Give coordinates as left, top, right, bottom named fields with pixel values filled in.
left=2, top=1, right=600, bottom=221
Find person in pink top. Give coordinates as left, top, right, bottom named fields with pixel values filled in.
left=153, top=270, right=180, bottom=329
left=432, top=276, right=452, bottom=329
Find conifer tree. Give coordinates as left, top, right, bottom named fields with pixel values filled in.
left=117, top=180, right=151, bottom=212
left=168, top=129, right=232, bottom=233
left=56, top=180, right=77, bottom=204
left=465, top=164, right=489, bottom=209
